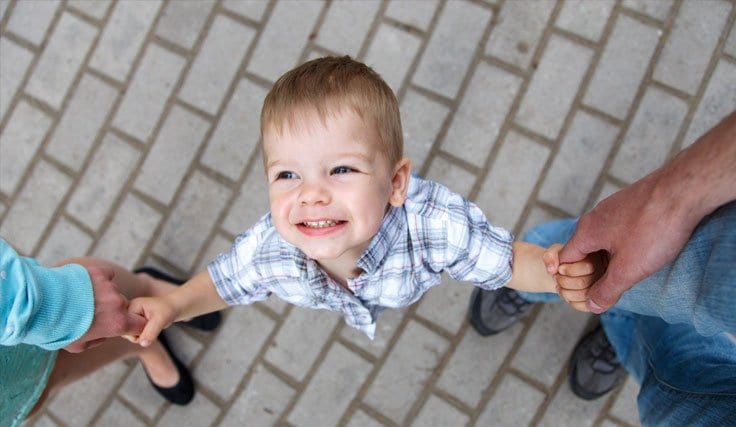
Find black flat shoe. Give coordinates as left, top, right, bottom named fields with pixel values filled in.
left=146, top=333, right=194, bottom=405
left=134, top=267, right=222, bottom=331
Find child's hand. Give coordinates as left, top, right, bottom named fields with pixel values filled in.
left=543, top=244, right=605, bottom=312
left=127, top=296, right=178, bottom=347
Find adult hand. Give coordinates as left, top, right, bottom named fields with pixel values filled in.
left=64, top=267, right=147, bottom=353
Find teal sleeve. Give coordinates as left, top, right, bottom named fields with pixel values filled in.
left=1, top=239, right=94, bottom=350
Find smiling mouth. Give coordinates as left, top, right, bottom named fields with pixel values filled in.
left=301, top=220, right=344, bottom=229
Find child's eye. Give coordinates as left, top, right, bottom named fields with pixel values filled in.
left=276, top=171, right=298, bottom=180
left=331, top=166, right=355, bottom=175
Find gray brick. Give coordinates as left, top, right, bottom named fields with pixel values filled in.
left=67, top=133, right=140, bottom=229
left=36, top=218, right=93, bottom=266
left=385, top=0, right=439, bottom=31
left=609, top=376, right=641, bottom=426
left=157, top=393, right=220, bottom=427
left=155, top=0, right=215, bottom=50
left=520, top=206, right=563, bottom=238
left=340, top=307, right=406, bottom=358
left=0, top=37, right=34, bottom=121
left=0, top=101, right=52, bottom=196
left=364, top=320, right=449, bottom=423
left=112, top=44, right=186, bottom=142
left=222, top=0, right=268, bottom=22
left=265, top=306, right=341, bottom=381
left=46, top=73, right=119, bottom=170
left=346, top=410, right=385, bottom=427
left=610, top=87, right=687, bottom=183
left=413, top=0, right=491, bottom=99
left=653, top=0, right=731, bottom=95
left=153, top=171, right=231, bottom=271
left=89, top=0, right=162, bottom=81
left=364, top=23, right=422, bottom=94
left=426, top=157, right=476, bottom=197
left=555, top=0, right=614, bottom=42
left=0, top=161, right=70, bottom=254
left=477, top=374, right=546, bottom=427
left=441, top=63, right=522, bottom=168
left=415, top=275, right=474, bottom=334
left=195, top=232, right=232, bottom=272
left=516, top=35, right=593, bottom=139
left=475, top=132, right=549, bottom=230
left=539, top=111, right=618, bottom=215
left=25, top=415, right=58, bottom=427
left=725, top=23, right=736, bottom=57
left=538, top=385, right=607, bottom=427
left=220, top=364, right=295, bottom=427
left=410, top=395, right=469, bottom=427
left=512, top=303, right=589, bottom=387
left=179, top=15, right=255, bottom=115
left=316, top=0, right=380, bottom=56
left=247, top=1, right=323, bottom=81
left=196, top=306, right=275, bottom=399
left=485, top=0, right=554, bottom=69
left=222, top=151, right=270, bottom=235
left=95, top=399, right=146, bottom=427
left=583, top=14, right=660, bottom=119
left=288, top=343, right=373, bottom=427
left=201, top=78, right=265, bottom=180
left=67, top=0, right=112, bottom=20
left=0, top=0, right=8, bottom=20
left=437, top=321, right=523, bottom=407
left=400, top=89, right=450, bottom=171
left=683, top=60, right=736, bottom=147
left=134, top=105, right=210, bottom=204
left=5, top=0, right=60, bottom=45
left=25, top=12, right=97, bottom=109
left=94, top=194, right=161, bottom=268
left=623, top=0, right=673, bottom=22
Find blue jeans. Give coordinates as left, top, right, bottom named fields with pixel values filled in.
left=519, top=201, right=736, bottom=426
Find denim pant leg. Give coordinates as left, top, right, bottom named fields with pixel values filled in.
left=601, top=310, right=736, bottom=426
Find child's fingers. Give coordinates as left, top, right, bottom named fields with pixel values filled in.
left=138, top=317, right=166, bottom=348
left=556, top=274, right=593, bottom=290
left=566, top=300, right=590, bottom=312
left=557, top=260, right=595, bottom=277
left=543, top=244, right=563, bottom=275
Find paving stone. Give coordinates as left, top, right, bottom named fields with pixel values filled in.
left=26, top=414, right=58, bottom=427
left=399, top=89, right=450, bottom=171
left=264, top=306, right=341, bottom=381
left=67, top=133, right=140, bottom=229
left=201, top=78, right=266, bottom=181
left=157, top=392, right=221, bottom=427
left=583, top=14, right=661, bottom=119
left=316, top=0, right=380, bottom=56
left=95, top=399, right=147, bottom=427
left=134, top=105, right=210, bottom=204
left=539, top=111, right=619, bottom=215
left=609, top=376, right=641, bottom=427
left=156, top=0, right=215, bottom=50
left=477, top=374, right=546, bottom=427
left=364, top=23, right=422, bottom=94
left=94, top=194, right=162, bottom=269
left=247, top=0, right=323, bottom=81
left=0, top=0, right=8, bottom=20
left=0, top=161, right=70, bottom=255
left=89, top=0, right=162, bottom=82
left=288, top=343, right=373, bottom=427
left=179, top=14, right=255, bottom=115
left=46, top=73, right=119, bottom=171
left=515, top=35, right=593, bottom=139
left=520, top=206, right=563, bottom=238
left=195, top=232, right=232, bottom=272
left=683, top=60, right=736, bottom=147
left=364, top=320, right=449, bottom=423
left=425, top=157, right=476, bottom=197
left=475, top=131, right=550, bottom=231
left=0, top=37, right=34, bottom=121
left=219, top=364, right=296, bottom=427
left=538, top=384, right=608, bottom=427
left=441, top=63, right=522, bottom=168
left=153, top=171, right=231, bottom=271
left=555, top=0, right=614, bottom=42
left=36, top=218, right=93, bottom=266
left=410, top=394, right=469, bottom=427
left=485, top=0, right=554, bottom=69
left=622, top=0, right=673, bottom=21
left=0, top=100, right=52, bottom=196
left=67, top=0, right=112, bottom=20
left=196, top=306, right=275, bottom=400
left=340, top=307, right=405, bottom=358
left=25, top=12, right=97, bottom=109
left=415, top=275, right=474, bottom=334
left=222, top=0, right=268, bottom=22
left=5, top=0, right=60, bottom=45
left=385, top=0, right=438, bottom=32
left=511, top=303, right=589, bottom=387
left=610, top=87, right=687, bottom=183
left=652, top=0, right=731, bottom=95
left=413, top=0, right=491, bottom=99
left=345, top=409, right=386, bottom=427
left=725, top=22, right=736, bottom=57
left=437, top=321, right=523, bottom=407
left=112, top=44, right=186, bottom=142
left=600, top=420, right=624, bottom=427
left=222, top=151, right=270, bottom=235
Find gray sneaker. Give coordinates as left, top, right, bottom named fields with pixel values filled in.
left=469, top=287, right=533, bottom=336
left=569, top=325, right=627, bottom=400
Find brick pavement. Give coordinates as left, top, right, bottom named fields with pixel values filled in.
left=1, top=0, right=734, bottom=426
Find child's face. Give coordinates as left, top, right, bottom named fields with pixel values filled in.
left=263, top=108, right=408, bottom=268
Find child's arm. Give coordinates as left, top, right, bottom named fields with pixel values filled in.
left=129, top=270, right=228, bottom=347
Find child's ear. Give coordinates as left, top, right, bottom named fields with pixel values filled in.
left=389, top=158, right=411, bottom=207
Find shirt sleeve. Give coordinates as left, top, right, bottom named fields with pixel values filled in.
left=1, top=239, right=94, bottom=350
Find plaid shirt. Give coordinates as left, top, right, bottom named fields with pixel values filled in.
left=208, top=176, right=513, bottom=338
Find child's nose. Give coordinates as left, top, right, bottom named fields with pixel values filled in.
left=298, top=179, right=330, bottom=205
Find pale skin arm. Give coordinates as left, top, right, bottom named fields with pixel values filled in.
left=128, top=270, right=228, bottom=347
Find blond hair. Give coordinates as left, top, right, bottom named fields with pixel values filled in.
left=260, top=56, right=403, bottom=165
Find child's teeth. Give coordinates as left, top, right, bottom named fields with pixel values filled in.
left=304, top=220, right=337, bottom=228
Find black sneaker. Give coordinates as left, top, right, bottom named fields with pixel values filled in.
left=569, top=324, right=627, bottom=400
left=469, top=287, right=533, bottom=336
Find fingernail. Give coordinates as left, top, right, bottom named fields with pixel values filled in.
left=547, top=265, right=555, bottom=274
left=587, top=299, right=604, bottom=314
left=140, top=339, right=149, bottom=347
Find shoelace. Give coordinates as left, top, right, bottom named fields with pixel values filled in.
left=589, top=330, right=621, bottom=374
left=499, top=289, right=532, bottom=315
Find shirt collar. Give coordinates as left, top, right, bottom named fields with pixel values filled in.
left=356, top=204, right=405, bottom=274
